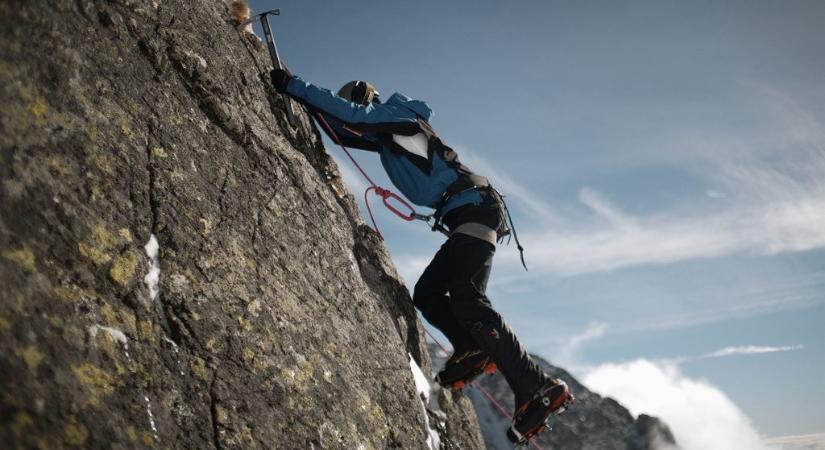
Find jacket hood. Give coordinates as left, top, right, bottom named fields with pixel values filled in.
left=386, top=93, right=433, bottom=121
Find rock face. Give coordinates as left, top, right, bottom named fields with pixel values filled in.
left=430, top=346, right=679, bottom=450
left=0, top=1, right=483, bottom=448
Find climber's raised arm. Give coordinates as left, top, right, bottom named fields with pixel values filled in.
left=270, top=69, right=430, bottom=151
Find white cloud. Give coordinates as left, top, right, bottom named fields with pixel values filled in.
left=583, top=359, right=771, bottom=450
left=664, top=344, right=805, bottom=365
left=704, top=345, right=804, bottom=358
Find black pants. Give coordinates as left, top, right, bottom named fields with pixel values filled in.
left=413, top=203, right=546, bottom=405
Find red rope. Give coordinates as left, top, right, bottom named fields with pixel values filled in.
left=423, top=328, right=544, bottom=450
left=313, top=111, right=419, bottom=240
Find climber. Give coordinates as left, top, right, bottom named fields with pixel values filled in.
left=270, top=68, right=574, bottom=443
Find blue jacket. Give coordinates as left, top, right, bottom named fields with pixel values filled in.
left=285, top=76, right=484, bottom=218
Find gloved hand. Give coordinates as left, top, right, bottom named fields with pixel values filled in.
left=270, top=68, right=293, bottom=93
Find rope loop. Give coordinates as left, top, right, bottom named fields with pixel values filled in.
left=313, top=111, right=429, bottom=237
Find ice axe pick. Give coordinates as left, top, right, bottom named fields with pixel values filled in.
left=239, top=10, right=298, bottom=127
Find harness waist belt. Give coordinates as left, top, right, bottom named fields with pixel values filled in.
left=451, top=222, right=497, bottom=246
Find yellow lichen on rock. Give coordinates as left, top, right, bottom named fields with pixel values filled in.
left=126, top=426, right=138, bottom=442
left=53, top=285, right=82, bottom=302
left=109, top=250, right=137, bottom=287
left=215, top=405, right=229, bottom=424
left=282, top=357, right=316, bottom=393
left=253, top=358, right=271, bottom=375
left=0, top=314, right=11, bottom=330
left=72, top=363, right=117, bottom=407
left=78, top=225, right=119, bottom=266
left=20, top=87, right=48, bottom=125
left=120, top=122, right=134, bottom=139
left=88, top=151, right=115, bottom=175
left=237, top=315, right=253, bottom=332
left=46, top=156, right=72, bottom=177
left=64, top=415, right=89, bottom=446
left=246, top=299, right=262, bottom=317
left=3, top=246, right=36, bottom=271
left=78, top=241, right=111, bottom=265
left=199, top=217, right=212, bottom=236
left=190, top=357, right=209, bottom=380
left=230, top=239, right=256, bottom=270
left=118, top=228, right=133, bottom=242
left=152, top=146, right=168, bottom=158
left=20, top=345, right=45, bottom=374
left=137, top=320, right=156, bottom=343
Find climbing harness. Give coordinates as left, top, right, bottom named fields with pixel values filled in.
left=431, top=179, right=528, bottom=270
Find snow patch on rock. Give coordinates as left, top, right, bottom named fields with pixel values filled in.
left=89, top=324, right=128, bottom=345
left=144, top=234, right=160, bottom=303
left=409, top=354, right=441, bottom=450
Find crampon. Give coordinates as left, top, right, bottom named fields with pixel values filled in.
left=507, top=380, right=575, bottom=447
left=435, top=350, right=497, bottom=391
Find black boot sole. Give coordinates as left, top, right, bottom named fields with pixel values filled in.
left=507, top=382, right=575, bottom=446
left=435, top=360, right=497, bottom=391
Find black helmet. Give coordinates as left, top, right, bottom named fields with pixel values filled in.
left=337, top=80, right=380, bottom=105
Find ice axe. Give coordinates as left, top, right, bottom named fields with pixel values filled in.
left=239, top=9, right=298, bottom=128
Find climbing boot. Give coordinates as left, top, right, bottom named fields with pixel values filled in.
left=507, top=378, right=575, bottom=446
left=435, top=350, right=497, bottom=391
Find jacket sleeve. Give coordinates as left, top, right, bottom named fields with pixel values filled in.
left=320, top=114, right=381, bottom=152
left=285, top=76, right=416, bottom=126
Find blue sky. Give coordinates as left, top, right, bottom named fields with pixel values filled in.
left=248, top=0, right=824, bottom=444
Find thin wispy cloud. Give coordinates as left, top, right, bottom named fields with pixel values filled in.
left=492, top=82, right=825, bottom=277
left=663, top=345, right=805, bottom=365
left=620, top=273, right=825, bottom=332
left=705, top=345, right=804, bottom=358
left=578, top=188, right=638, bottom=230
left=453, top=145, right=561, bottom=224
left=556, top=321, right=608, bottom=367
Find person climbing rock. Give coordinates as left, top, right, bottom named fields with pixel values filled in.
left=270, top=68, right=574, bottom=444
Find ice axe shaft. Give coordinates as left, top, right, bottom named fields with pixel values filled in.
left=241, top=9, right=297, bottom=127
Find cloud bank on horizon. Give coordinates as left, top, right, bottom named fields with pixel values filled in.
left=556, top=322, right=809, bottom=450
left=584, top=359, right=771, bottom=450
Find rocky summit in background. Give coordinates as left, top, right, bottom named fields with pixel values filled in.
left=0, top=1, right=484, bottom=448
left=429, top=344, right=680, bottom=450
